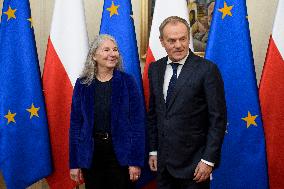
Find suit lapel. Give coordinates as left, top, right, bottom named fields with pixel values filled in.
left=157, top=58, right=167, bottom=109
left=87, top=81, right=95, bottom=129
left=166, top=52, right=197, bottom=110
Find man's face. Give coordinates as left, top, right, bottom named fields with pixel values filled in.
left=160, top=22, right=190, bottom=62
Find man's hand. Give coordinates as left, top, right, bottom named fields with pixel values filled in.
left=149, top=155, right=157, bottom=171
left=129, top=166, right=141, bottom=182
left=193, top=161, right=212, bottom=183
left=70, top=168, right=83, bottom=183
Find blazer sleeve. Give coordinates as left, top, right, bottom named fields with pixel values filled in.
left=147, top=63, right=158, bottom=153
left=69, top=79, right=83, bottom=168
left=202, top=63, right=227, bottom=165
left=126, top=75, right=146, bottom=167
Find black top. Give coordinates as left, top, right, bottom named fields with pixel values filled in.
left=93, top=78, right=112, bottom=134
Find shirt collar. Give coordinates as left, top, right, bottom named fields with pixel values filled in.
left=166, top=51, right=189, bottom=65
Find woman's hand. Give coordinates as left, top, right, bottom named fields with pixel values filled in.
left=129, top=166, right=141, bottom=182
left=70, top=168, right=83, bottom=183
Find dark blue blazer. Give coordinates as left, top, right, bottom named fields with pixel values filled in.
left=69, top=70, right=145, bottom=169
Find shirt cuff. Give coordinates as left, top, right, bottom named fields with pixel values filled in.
left=201, top=159, right=214, bottom=167
left=149, top=151, right=157, bottom=156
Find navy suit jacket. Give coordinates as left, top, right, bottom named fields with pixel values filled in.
left=148, top=51, right=227, bottom=178
left=69, top=70, right=145, bottom=169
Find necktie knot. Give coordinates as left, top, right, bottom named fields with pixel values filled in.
left=170, top=63, right=180, bottom=72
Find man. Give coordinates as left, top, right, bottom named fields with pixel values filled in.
left=147, top=16, right=227, bottom=189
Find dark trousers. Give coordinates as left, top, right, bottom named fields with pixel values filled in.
left=82, top=138, right=135, bottom=189
left=157, top=168, right=210, bottom=189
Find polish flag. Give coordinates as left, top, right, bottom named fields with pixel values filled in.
left=259, top=1, right=284, bottom=189
left=42, top=0, right=88, bottom=188
left=142, top=0, right=193, bottom=108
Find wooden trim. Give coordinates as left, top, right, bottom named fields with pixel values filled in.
left=140, top=0, right=150, bottom=61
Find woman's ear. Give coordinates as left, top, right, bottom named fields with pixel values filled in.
left=93, top=56, right=96, bottom=61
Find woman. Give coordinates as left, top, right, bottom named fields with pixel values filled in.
left=69, top=34, right=145, bottom=189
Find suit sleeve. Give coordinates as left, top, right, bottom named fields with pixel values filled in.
left=147, top=63, right=158, bottom=153
left=69, top=79, right=83, bottom=168
left=126, top=75, right=146, bottom=167
left=202, top=63, right=227, bottom=165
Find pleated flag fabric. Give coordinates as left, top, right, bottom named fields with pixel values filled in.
left=205, top=0, right=268, bottom=188
left=259, top=1, right=284, bottom=188
left=0, top=0, right=52, bottom=188
left=42, top=0, right=89, bottom=188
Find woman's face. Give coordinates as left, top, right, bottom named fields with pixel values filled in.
left=93, top=39, right=119, bottom=70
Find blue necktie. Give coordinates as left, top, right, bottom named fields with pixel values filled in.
left=166, top=63, right=180, bottom=106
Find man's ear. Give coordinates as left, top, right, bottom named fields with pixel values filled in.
left=160, top=36, right=165, bottom=47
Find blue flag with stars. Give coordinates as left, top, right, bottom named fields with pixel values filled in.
left=100, top=0, right=143, bottom=93
left=0, top=0, right=52, bottom=188
left=205, top=0, right=268, bottom=188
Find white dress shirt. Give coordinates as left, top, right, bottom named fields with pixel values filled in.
left=163, top=54, right=187, bottom=101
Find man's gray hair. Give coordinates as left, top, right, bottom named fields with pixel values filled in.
left=159, top=16, right=190, bottom=38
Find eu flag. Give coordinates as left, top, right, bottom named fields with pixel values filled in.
left=205, top=0, right=268, bottom=188
left=0, top=0, right=52, bottom=188
left=100, top=0, right=143, bottom=93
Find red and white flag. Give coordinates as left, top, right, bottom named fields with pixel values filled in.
left=42, top=0, right=88, bottom=188
left=259, top=1, right=284, bottom=189
left=142, top=0, right=193, bottom=108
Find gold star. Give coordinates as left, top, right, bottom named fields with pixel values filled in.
left=218, top=1, right=233, bottom=19
left=107, top=1, right=120, bottom=17
left=26, top=103, right=40, bottom=119
left=242, top=111, right=258, bottom=128
left=27, top=17, right=33, bottom=28
left=4, top=110, right=16, bottom=124
left=4, top=6, right=17, bottom=21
